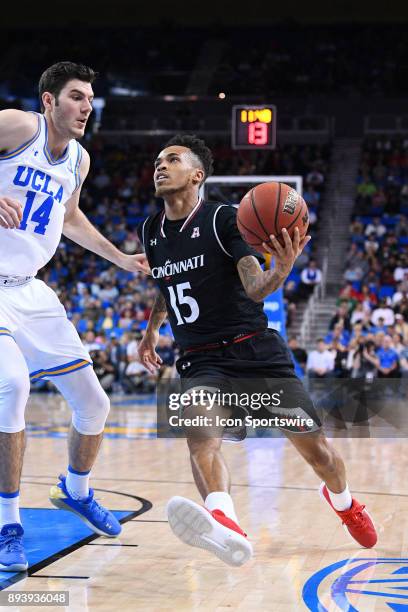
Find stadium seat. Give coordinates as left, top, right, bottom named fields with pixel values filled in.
left=378, top=285, right=395, bottom=299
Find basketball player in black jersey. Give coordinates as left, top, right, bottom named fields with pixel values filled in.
left=137, top=135, right=377, bottom=566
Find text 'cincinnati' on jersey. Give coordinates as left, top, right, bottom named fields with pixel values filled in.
left=138, top=199, right=268, bottom=350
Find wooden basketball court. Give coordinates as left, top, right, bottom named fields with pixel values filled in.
left=3, top=392, right=407, bottom=611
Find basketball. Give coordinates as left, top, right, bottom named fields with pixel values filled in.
left=237, top=182, right=309, bottom=253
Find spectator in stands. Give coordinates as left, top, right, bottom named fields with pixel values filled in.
left=360, top=284, right=378, bottom=310
left=363, top=335, right=400, bottom=379
left=303, top=185, right=320, bottom=207
left=398, top=273, right=408, bottom=295
left=395, top=215, right=408, bottom=237
left=306, top=339, right=335, bottom=378
left=123, top=331, right=153, bottom=392
left=329, top=302, right=352, bottom=332
left=107, top=332, right=126, bottom=387
left=343, top=251, right=369, bottom=282
left=394, top=313, right=408, bottom=344
left=324, top=322, right=348, bottom=347
left=123, top=229, right=140, bottom=254
left=357, top=173, right=377, bottom=211
left=93, top=168, right=111, bottom=191
left=283, top=286, right=297, bottom=327
left=397, top=296, right=408, bottom=321
left=392, top=332, right=405, bottom=356
left=394, top=256, right=408, bottom=283
left=118, top=307, right=135, bottom=329
left=83, top=330, right=103, bottom=352
left=324, top=324, right=349, bottom=377
left=345, top=242, right=360, bottom=264
left=90, top=350, right=116, bottom=392
left=287, top=336, right=308, bottom=372
left=99, top=281, right=119, bottom=303
left=348, top=322, right=366, bottom=348
left=337, top=284, right=358, bottom=311
left=299, top=259, right=322, bottom=298
left=329, top=339, right=349, bottom=378
left=156, top=335, right=176, bottom=380
left=305, top=167, right=324, bottom=191
left=371, top=299, right=395, bottom=326
left=370, top=316, right=389, bottom=335
left=349, top=339, right=377, bottom=379
left=400, top=347, right=408, bottom=395
left=365, top=216, right=387, bottom=238
left=349, top=220, right=364, bottom=240
left=364, top=233, right=380, bottom=255
left=350, top=303, right=365, bottom=325
left=99, top=307, right=116, bottom=332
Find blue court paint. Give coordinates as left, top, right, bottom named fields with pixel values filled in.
left=303, top=558, right=408, bottom=611
left=0, top=507, right=134, bottom=589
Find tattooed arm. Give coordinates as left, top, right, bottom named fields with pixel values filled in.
left=237, top=255, right=287, bottom=303
left=237, top=227, right=311, bottom=302
left=137, top=291, right=168, bottom=373
left=146, top=291, right=168, bottom=333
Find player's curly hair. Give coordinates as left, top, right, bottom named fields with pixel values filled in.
left=39, top=61, right=97, bottom=112
left=164, top=134, right=214, bottom=181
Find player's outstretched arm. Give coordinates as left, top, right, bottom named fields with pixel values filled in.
left=63, top=149, right=150, bottom=274
left=0, top=109, right=38, bottom=152
left=0, top=111, right=39, bottom=229
left=237, top=227, right=311, bottom=302
left=138, top=292, right=167, bottom=373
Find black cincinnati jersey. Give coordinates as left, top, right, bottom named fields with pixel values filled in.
left=137, top=199, right=267, bottom=350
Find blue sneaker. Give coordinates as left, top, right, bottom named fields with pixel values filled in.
left=0, top=523, right=28, bottom=572
left=49, top=475, right=122, bottom=537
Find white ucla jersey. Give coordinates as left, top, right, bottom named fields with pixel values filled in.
left=0, top=112, right=83, bottom=276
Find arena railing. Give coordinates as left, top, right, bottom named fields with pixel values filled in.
left=364, top=115, right=408, bottom=134
left=299, top=250, right=328, bottom=348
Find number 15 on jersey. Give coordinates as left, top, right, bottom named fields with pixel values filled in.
left=168, top=282, right=199, bottom=325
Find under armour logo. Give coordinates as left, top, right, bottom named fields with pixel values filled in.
left=181, top=361, right=191, bottom=370
left=150, top=239, right=157, bottom=246
left=191, top=227, right=200, bottom=239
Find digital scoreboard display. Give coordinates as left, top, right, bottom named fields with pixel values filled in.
left=231, top=105, right=277, bottom=150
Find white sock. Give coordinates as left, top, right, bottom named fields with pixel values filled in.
left=66, top=466, right=90, bottom=500
left=205, top=492, right=239, bottom=524
left=0, top=492, right=21, bottom=527
left=327, top=483, right=352, bottom=511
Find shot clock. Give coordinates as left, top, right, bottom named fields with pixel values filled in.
left=231, top=104, right=277, bottom=150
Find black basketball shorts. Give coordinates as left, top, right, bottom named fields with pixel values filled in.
left=176, top=329, right=322, bottom=441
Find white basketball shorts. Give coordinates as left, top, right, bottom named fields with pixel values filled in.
left=0, top=278, right=91, bottom=382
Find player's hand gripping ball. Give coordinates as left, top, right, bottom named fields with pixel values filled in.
left=237, top=182, right=309, bottom=253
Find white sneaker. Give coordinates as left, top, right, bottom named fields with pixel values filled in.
left=166, top=496, right=253, bottom=567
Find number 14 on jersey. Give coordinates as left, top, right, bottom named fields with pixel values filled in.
left=18, top=190, right=54, bottom=235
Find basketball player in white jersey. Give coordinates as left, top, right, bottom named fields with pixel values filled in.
left=0, top=62, right=149, bottom=571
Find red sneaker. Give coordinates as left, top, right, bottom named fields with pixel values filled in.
left=319, top=483, right=377, bottom=548
left=166, top=496, right=253, bottom=566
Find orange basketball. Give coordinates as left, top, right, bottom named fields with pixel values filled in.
left=237, top=182, right=309, bottom=253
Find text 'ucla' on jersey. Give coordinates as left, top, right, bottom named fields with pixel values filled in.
left=0, top=112, right=83, bottom=277
left=138, top=199, right=268, bottom=349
